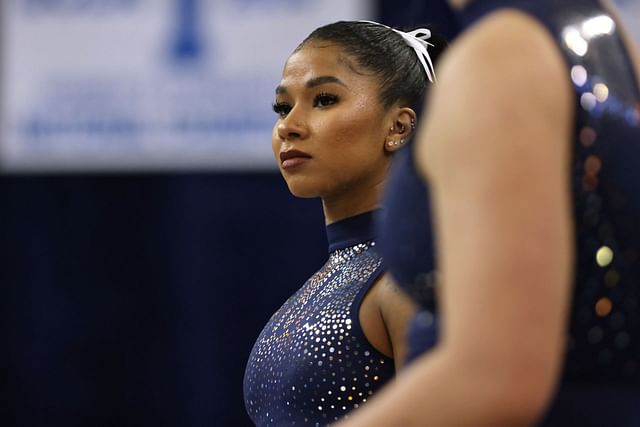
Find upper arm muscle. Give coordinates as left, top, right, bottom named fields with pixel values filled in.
left=416, top=10, right=574, bottom=384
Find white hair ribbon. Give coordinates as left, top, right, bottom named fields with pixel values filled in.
left=360, top=21, right=437, bottom=83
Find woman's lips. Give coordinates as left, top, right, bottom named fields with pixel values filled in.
left=282, top=157, right=310, bottom=168
left=280, top=150, right=312, bottom=169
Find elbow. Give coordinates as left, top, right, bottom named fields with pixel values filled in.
left=481, top=360, right=560, bottom=426
left=494, top=374, right=557, bottom=425
left=445, top=324, right=566, bottom=425
left=446, top=342, right=562, bottom=426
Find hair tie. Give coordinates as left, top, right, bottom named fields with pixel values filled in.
left=360, top=21, right=437, bottom=83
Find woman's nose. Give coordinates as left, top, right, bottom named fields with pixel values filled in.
left=276, top=109, right=307, bottom=141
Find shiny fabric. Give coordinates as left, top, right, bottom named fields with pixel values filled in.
left=379, top=0, right=640, bottom=423
left=244, top=211, right=394, bottom=426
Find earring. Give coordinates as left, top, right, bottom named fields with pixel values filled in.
left=410, top=118, right=416, bottom=130
left=398, top=138, right=405, bottom=146
left=387, top=140, right=395, bottom=148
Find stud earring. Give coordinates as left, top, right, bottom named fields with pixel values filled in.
left=387, top=140, right=395, bottom=148
left=410, top=119, right=416, bottom=130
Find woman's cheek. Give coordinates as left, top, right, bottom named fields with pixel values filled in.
left=271, top=127, right=281, bottom=157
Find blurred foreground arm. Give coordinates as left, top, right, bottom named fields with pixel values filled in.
left=337, top=10, right=574, bottom=427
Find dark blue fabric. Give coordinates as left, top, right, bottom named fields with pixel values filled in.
left=457, top=0, right=552, bottom=31
left=377, top=146, right=437, bottom=310
left=326, top=210, right=379, bottom=253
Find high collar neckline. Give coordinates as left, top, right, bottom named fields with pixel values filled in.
left=325, top=210, right=379, bottom=253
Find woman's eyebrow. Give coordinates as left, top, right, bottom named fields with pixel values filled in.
left=275, top=75, right=347, bottom=95
left=306, top=75, right=347, bottom=88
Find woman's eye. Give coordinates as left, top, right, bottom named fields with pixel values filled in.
left=272, top=102, right=292, bottom=118
left=314, top=93, right=339, bottom=108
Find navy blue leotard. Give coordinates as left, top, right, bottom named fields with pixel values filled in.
left=244, top=211, right=394, bottom=426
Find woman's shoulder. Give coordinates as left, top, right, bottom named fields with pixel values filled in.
left=450, top=8, right=565, bottom=78
left=417, top=8, right=572, bottom=180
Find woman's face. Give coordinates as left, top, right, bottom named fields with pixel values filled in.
left=272, top=43, right=394, bottom=199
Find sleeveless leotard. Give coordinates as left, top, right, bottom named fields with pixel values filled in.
left=244, top=211, right=395, bottom=426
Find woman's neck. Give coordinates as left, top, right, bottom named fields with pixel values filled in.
left=321, top=180, right=385, bottom=225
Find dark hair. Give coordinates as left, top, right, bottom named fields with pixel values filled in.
left=295, top=21, right=448, bottom=111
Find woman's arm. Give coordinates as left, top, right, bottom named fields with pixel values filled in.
left=376, top=274, right=418, bottom=370
left=338, top=9, right=574, bottom=426
left=359, top=272, right=418, bottom=371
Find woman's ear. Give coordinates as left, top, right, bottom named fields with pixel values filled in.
left=384, top=107, right=417, bottom=153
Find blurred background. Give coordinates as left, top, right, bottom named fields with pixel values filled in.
left=1, top=0, right=637, bottom=426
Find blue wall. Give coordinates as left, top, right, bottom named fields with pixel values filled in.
left=2, top=174, right=326, bottom=426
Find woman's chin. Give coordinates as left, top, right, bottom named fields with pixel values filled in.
left=287, top=186, right=319, bottom=198
left=284, top=178, right=322, bottom=199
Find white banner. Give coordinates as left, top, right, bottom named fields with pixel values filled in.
left=1, top=0, right=374, bottom=172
